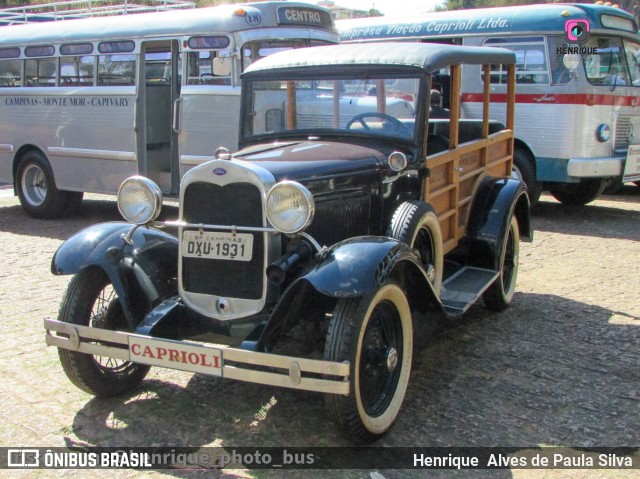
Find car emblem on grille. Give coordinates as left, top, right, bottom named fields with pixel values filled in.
left=625, top=123, right=634, bottom=142
left=213, top=168, right=227, bottom=176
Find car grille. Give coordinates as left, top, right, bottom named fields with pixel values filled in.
left=181, top=182, right=264, bottom=300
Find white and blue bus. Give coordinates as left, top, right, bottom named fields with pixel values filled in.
left=0, top=1, right=338, bottom=218
left=339, top=3, right=640, bottom=205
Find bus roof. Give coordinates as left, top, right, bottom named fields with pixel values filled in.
left=242, top=42, right=515, bottom=77
left=339, top=3, right=638, bottom=42
left=0, top=2, right=336, bottom=47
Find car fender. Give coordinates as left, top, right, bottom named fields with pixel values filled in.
left=255, top=236, right=444, bottom=351
left=52, top=222, right=179, bottom=328
left=466, top=177, right=532, bottom=271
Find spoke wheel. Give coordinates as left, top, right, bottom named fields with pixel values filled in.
left=324, top=281, right=412, bottom=444
left=57, top=268, right=150, bottom=397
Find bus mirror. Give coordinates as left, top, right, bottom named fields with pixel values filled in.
left=562, top=54, right=580, bottom=72
left=213, top=57, right=231, bottom=76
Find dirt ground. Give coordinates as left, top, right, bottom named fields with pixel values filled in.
left=0, top=187, right=638, bottom=479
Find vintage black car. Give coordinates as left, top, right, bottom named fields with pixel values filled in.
left=45, top=43, right=532, bottom=444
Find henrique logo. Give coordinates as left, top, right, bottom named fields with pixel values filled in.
left=564, top=19, right=590, bottom=44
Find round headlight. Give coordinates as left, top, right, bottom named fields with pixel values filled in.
left=117, top=176, right=162, bottom=225
left=596, top=124, right=611, bottom=142
left=266, top=181, right=315, bottom=234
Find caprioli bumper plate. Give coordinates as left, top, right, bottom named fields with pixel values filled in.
left=44, top=318, right=349, bottom=395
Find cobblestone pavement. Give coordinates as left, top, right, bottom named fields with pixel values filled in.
left=0, top=188, right=638, bottom=479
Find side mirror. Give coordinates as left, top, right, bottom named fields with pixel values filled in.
left=213, top=57, right=231, bottom=77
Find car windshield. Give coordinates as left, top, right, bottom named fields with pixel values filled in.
left=242, top=75, right=420, bottom=141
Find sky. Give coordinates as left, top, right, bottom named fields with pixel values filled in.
left=300, top=0, right=446, bottom=18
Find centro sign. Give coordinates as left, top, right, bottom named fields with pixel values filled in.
left=128, top=336, right=223, bottom=375
left=277, top=7, right=329, bottom=27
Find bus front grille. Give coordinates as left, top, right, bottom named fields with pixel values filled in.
left=614, top=115, right=633, bottom=153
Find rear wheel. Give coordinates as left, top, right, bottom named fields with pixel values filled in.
left=324, top=281, right=412, bottom=444
left=549, top=178, right=607, bottom=206
left=483, top=216, right=520, bottom=312
left=57, top=268, right=150, bottom=397
left=16, top=150, right=67, bottom=219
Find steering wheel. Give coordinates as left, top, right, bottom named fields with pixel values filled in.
left=346, top=112, right=411, bottom=137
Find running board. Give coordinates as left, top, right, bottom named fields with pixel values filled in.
left=440, top=267, right=499, bottom=315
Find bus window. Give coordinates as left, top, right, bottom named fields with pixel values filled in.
left=145, top=51, right=172, bottom=84
left=60, top=56, right=94, bottom=86
left=623, top=39, right=640, bottom=86
left=484, top=37, right=548, bottom=84
left=25, top=58, right=57, bottom=87
left=0, top=58, right=21, bottom=87
left=584, top=37, right=630, bottom=86
left=186, top=51, right=231, bottom=85
left=98, top=54, right=136, bottom=86
left=547, top=36, right=574, bottom=85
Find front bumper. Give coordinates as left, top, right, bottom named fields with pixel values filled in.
left=44, top=318, right=350, bottom=395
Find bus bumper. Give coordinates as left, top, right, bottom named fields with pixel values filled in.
left=44, top=318, right=350, bottom=395
left=567, top=157, right=623, bottom=178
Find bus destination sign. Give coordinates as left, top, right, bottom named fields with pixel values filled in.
left=277, top=7, right=332, bottom=28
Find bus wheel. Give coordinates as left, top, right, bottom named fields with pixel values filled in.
left=387, top=201, right=443, bottom=295
left=603, top=176, right=624, bottom=195
left=16, top=150, right=67, bottom=219
left=512, top=149, right=541, bottom=207
left=548, top=178, right=607, bottom=206
left=324, top=280, right=412, bottom=444
left=483, top=216, right=519, bottom=312
left=57, top=267, right=150, bottom=398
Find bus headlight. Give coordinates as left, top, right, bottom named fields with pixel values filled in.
left=117, top=176, right=162, bottom=225
left=596, top=124, right=611, bottom=142
left=266, top=181, right=315, bottom=234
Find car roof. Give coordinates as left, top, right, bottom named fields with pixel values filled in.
left=242, top=42, right=515, bottom=77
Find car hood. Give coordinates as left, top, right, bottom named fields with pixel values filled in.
left=233, top=140, right=389, bottom=183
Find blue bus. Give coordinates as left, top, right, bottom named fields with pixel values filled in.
left=339, top=3, right=640, bottom=205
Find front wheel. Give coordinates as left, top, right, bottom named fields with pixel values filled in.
left=324, top=281, right=412, bottom=444
left=548, top=178, right=607, bottom=206
left=57, top=268, right=150, bottom=397
left=483, top=216, right=520, bottom=312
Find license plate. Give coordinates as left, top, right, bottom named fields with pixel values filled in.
left=182, top=230, right=253, bottom=261
left=128, top=336, right=223, bottom=376
left=623, top=144, right=640, bottom=181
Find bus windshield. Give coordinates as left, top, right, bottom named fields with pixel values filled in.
left=242, top=39, right=333, bottom=70
left=583, top=36, right=640, bottom=87
left=244, top=76, right=418, bottom=141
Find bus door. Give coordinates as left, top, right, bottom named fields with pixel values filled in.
left=139, top=40, right=180, bottom=195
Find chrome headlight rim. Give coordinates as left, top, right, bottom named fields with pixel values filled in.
left=265, top=181, right=315, bottom=235
left=117, top=176, right=163, bottom=225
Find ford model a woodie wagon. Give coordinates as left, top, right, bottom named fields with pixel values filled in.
left=45, top=43, right=532, bottom=444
